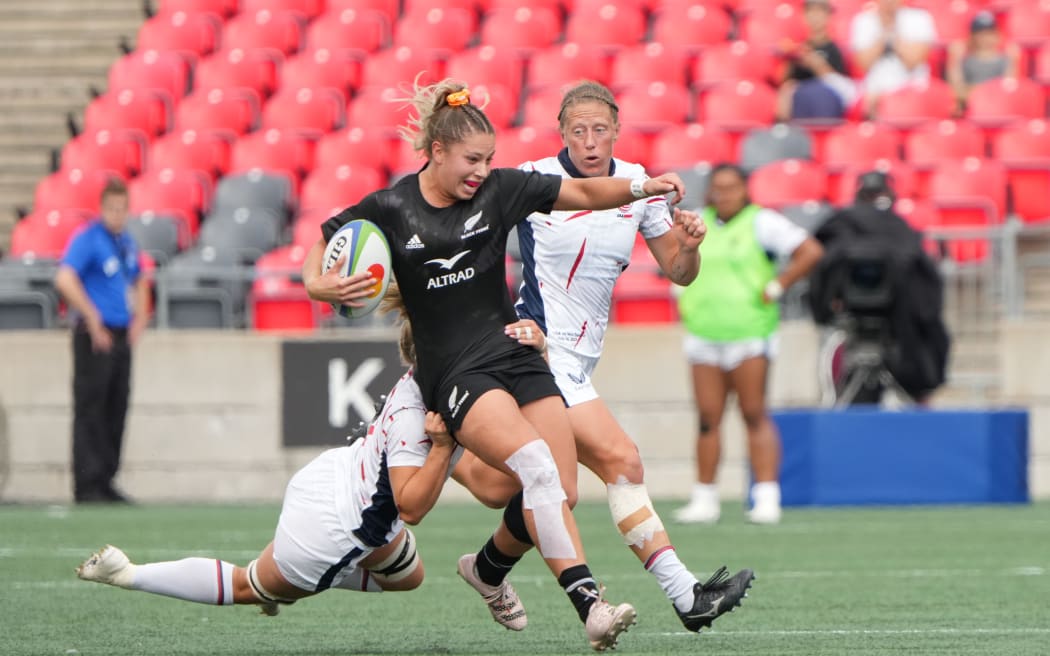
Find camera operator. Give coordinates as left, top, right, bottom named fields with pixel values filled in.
left=809, top=171, right=950, bottom=405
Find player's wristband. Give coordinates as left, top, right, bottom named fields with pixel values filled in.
left=630, top=178, right=647, bottom=199
left=764, top=279, right=784, bottom=301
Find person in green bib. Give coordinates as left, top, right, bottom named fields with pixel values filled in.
left=674, top=164, right=823, bottom=525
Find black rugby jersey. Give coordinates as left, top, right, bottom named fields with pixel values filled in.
left=322, top=167, right=562, bottom=409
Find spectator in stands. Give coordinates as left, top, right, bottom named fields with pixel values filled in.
left=673, top=164, right=823, bottom=525
left=809, top=171, right=950, bottom=405
left=946, top=11, right=1020, bottom=109
left=850, top=0, right=937, bottom=118
left=303, top=78, right=691, bottom=650
left=450, top=80, right=755, bottom=635
left=76, top=298, right=462, bottom=612
left=54, top=179, right=149, bottom=504
left=776, top=0, right=857, bottom=121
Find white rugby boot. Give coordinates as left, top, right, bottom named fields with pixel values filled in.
left=456, top=553, right=527, bottom=631
left=76, top=545, right=136, bottom=588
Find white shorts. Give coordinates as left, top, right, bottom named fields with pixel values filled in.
left=547, top=344, right=600, bottom=407
left=273, top=449, right=384, bottom=593
left=683, top=334, right=779, bottom=371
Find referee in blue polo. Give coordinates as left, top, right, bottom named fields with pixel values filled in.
left=55, top=178, right=149, bottom=504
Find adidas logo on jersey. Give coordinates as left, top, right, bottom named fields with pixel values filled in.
left=406, top=234, right=425, bottom=250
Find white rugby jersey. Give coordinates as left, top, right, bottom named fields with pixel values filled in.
left=333, top=370, right=463, bottom=549
left=515, top=152, right=672, bottom=358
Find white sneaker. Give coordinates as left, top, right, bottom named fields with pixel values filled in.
left=585, top=590, right=637, bottom=652
left=76, top=544, right=136, bottom=588
left=456, top=553, right=527, bottom=631
left=747, top=504, right=782, bottom=525
left=673, top=496, right=721, bottom=524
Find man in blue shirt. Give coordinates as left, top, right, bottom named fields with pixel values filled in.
left=55, top=179, right=149, bottom=503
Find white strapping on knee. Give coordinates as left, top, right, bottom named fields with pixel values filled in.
left=247, top=559, right=297, bottom=605
left=607, top=477, right=665, bottom=548
left=505, top=440, right=575, bottom=560
left=370, top=528, right=420, bottom=584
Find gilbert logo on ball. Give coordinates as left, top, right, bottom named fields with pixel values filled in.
left=321, top=219, right=392, bottom=318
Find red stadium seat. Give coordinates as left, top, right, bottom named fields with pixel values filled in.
left=748, top=159, right=828, bottom=207
left=820, top=121, right=902, bottom=170
left=299, top=164, right=385, bottom=211
left=345, top=85, right=418, bottom=135
left=251, top=245, right=321, bottom=331
left=291, top=208, right=337, bottom=247
left=360, top=46, right=444, bottom=89
left=966, top=77, right=1047, bottom=128
left=33, top=168, right=115, bottom=215
left=222, top=9, right=304, bottom=56
left=148, top=129, right=232, bottom=180
left=928, top=157, right=1007, bottom=223
left=445, top=46, right=525, bottom=106
left=649, top=123, right=733, bottom=171
left=520, top=87, right=568, bottom=128
left=613, top=127, right=652, bottom=171
left=11, top=210, right=90, bottom=259
left=279, top=49, right=361, bottom=99
left=738, top=3, right=807, bottom=48
left=479, top=7, right=561, bottom=53
left=403, top=0, right=478, bottom=13
left=84, top=90, right=171, bottom=140
left=60, top=129, right=147, bottom=180
left=913, top=0, right=980, bottom=44
left=696, top=81, right=778, bottom=132
left=564, top=4, right=646, bottom=52
left=1035, top=42, right=1050, bottom=85
left=468, top=83, right=516, bottom=129
left=194, top=48, right=280, bottom=99
left=304, top=8, right=389, bottom=56
left=128, top=167, right=213, bottom=236
left=613, top=82, right=692, bottom=132
left=692, top=41, right=780, bottom=89
left=993, top=119, right=1050, bottom=223
left=156, top=0, right=236, bottom=18
left=135, top=11, right=220, bottom=60
left=494, top=127, right=564, bottom=168
left=1004, top=0, right=1050, bottom=48
left=832, top=159, right=918, bottom=206
left=174, top=87, right=261, bottom=139
left=651, top=2, right=733, bottom=51
left=610, top=43, right=692, bottom=90
left=904, top=120, right=987, bottom=169
left=315, top=126, right=397, bottom=173
left=610, top=268, right=674, bottom=324
left=391, top=138, right=426, bottom=178
left=875, top=79, right=957, bottom=129
left=326, top=0, right=400, bottom=24
left=229, top=128, right=315, bottom=188
left=108, top=49, right=190, bottom=101
left=489, top=0, right=563, bottom=10
left=393, top=8, right=476, bottom=56
left=261, top=86, right=346, bottom=136
left=241, top=0, right=326, bottom=19
left=527, top=43, right=611, bottom=91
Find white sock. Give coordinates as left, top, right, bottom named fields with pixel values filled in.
left=751, top=481, right=781, bottom=509
left=131, top=558, right=235, bottom=605
left=691, top=483, right=719, bottom=503
left=645, top=547, right=700, bottom=613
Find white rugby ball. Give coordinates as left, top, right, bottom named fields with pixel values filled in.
left=321, top=219, right=392, bottom=318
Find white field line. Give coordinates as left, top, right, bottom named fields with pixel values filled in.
left=651, top=627, right=1050, bottom=637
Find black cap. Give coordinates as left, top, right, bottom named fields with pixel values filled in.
left=970, top=11, right=996, bottom=33
left=855, top=170, right=895, bottom=204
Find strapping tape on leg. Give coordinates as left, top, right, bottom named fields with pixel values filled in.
left=247, top=559, right=297, bottom=605
left=505, top=440, right=575, bottom=560
left=607, top=478, right=665, bottom=548
left=370, top=528, right=420, bottom=584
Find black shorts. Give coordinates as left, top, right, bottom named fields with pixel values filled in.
left=438, top=348, right=562, bottom=434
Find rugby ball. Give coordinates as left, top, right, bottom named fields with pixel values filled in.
left=320, top=219, right=392, bottom=318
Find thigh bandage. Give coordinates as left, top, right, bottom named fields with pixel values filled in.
left=369, top=528, right=420, bottom=585
left=505, top=440, right=575, bottom=560
left=247, top=559, right=297, bottom=605
left=607, top=478, right=665, bottom=548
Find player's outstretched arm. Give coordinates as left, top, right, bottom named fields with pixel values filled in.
left=390, top=411, right=458, bottom=525
left=554, top=172, right=686, bottom=212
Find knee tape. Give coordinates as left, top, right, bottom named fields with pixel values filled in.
left=505, top=440, right=575, bottom=560
left=502, top=491, right=533, bottom=545
left=607, top=478, right=665, bottom=549
left=370, top=528, right=420, bottom=584
left=246, top=559, right=297, bottom=605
